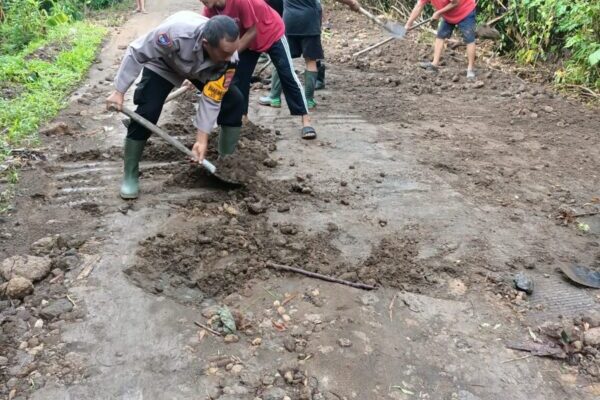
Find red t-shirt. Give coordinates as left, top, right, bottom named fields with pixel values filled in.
left=419, top=0, right=476, bottom=25
left=203, top=0, right=285, bottom=52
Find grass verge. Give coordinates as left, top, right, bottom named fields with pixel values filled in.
left=0, top=21, right=107, bottom=211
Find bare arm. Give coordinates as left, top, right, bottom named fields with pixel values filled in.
left=405, top=2, right=426, bottom=29
left=237, top=25, right=257, bottom=53
left=335, top=0, right=360, bottom=12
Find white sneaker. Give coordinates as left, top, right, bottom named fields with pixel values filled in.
left=466, top=69, right=476, bottom=80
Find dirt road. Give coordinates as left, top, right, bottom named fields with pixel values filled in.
left=1, top=0, right=600, bottom=398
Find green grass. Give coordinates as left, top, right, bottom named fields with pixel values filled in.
left=0, top=21, right=106, bottom=212
left=0, top=22, right=106, bottom=154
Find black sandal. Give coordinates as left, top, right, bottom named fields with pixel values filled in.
left=301, top=126, right=317, bottom=140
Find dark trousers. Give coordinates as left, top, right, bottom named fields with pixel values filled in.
left=127, top=68, right=244, bottom=141
left=233, top=37, right=308, bottom=117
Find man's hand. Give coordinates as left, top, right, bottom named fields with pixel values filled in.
left=432, top=11, right=442, bottom=20
left=346, top=0, right=360, bottom=12
left=182, top=79, right=195, bottom=91
left=192, top=131, right=209, bottom=163
left=106, top=90, right=125, bottom=111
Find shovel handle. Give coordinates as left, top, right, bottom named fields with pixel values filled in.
left=408, top=17, right=433, bottom=31
left=118, top=106, right=216, bottom=174
left=358, top=7, right=386, bottom=29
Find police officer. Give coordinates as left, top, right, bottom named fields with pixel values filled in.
left=106, top=12, right=243, bottom=199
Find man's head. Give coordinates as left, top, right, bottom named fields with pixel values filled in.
left=202, top=15, right=240, bottom=63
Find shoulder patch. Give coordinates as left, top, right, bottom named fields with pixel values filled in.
left=157, top=32, right=172, bottom=47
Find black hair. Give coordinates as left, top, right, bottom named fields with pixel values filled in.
left=203, top=15, right=239, bottom=47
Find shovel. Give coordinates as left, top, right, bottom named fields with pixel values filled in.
left=358, top=7, right=428, bottom=39
left=560, top=264, right=600, bottom=289
left=353, top=16, right=433, bottom=57
left=118, top=106, right=244, bottom=189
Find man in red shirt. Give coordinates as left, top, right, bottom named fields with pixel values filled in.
left=201, top=0, right=318, bottom=139
left=405, top=0, right=477, bottom=79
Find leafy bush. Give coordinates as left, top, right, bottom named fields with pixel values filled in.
left=0, top=0, right=49, bottom=55
left=477, top=0, right=600, bottom=90
left=0, top=0, right=123, bottom=54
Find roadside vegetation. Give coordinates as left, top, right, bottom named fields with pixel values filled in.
left=0, top=0, right=125, bottom=211
left=362, top=0, right=600, bottom=97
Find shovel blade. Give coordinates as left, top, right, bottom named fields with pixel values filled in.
left=560, top=264, right=600, bottom=289
left=384, top=22, right=406, bottom=38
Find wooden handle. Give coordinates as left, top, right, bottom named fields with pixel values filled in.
left=358, top=6, right=386, bottom=28
left=119, top=106, right=217, bottom=173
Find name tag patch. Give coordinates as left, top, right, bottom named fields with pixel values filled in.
left=203, top=68, right=236, bottom=102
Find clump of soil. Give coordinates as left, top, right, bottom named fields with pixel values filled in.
left=25, top=43, right=72, bottom=63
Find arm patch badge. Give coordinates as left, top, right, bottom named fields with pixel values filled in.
left=203, top=68, right=236, bottom=102
left=157, top=32, right=172, bottom=47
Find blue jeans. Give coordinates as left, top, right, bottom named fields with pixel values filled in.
left=437, top=9, right=476, bottom=44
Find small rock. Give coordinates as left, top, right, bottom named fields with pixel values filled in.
left=263, top=158, right=278, bottom=168
left=340, top=199, right=350, bottom=206
left=248, top=202, right=267, bottom=215
left=277, top=205, right=290, bottom=213
left=6, top=277, right=34, bottom=299
left=473, top=81, right=485, bottom=89
left=583, top=327, right=600, bottom=346
left=451, top=75, right=460, bottom=82
left=252, top=338, right=262, bottom=346
left=224, top=334, right=239, bottom=344
left=284, top=370, right=294, bottom=383
left=543, top=105, right=554, bottom=113
left=40, top=299, right=74, bottom=320
left=231, top=364, right=243, bottom=374
left=30, top=236, right=59, bottom=255
left=262, top=387, right=287, bottom=400
left=513, top=272, right=534, bottom=294
left=262, top=375, right=276, bottom=386
left=201, top=305, right=220, bottom=319
left=1, top=255, right=52, bottom=282
left=0, top=356, right=8, bottom=366
left=582, top=310, right=600, bottom=328
left=340, top=181, right=348, bottom=187
left=284, top=338, right=296, bottom=352
left=573, top=340, right=583, bottom=352
left=338, top=338, right=352, bottom=348
left=280, top=225, right=298, bottom=235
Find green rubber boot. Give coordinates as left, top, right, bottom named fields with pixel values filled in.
left=120, top=138, right=146, bottom=199
left=258, top=69, right=282, bottom=108
left=316, top=62, right=326, bottom=90
left=304, top=70, right=318, bottom=109
left=218, top=126, right=242, bottom=156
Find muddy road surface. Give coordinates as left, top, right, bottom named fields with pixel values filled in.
left=1, top=0, right=600, bottom=399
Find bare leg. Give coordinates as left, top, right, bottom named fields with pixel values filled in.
left=305, top=58, right=318, bottom=72
left=431, top=38, right=445, bottom=66
left=466, top=43, right=475, bottom=70
left=135, top=0, right=141, bottom=11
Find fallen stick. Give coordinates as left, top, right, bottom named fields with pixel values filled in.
left=389, top=293, right=399, bottom=321
left=265, top=261, right=378, bottom=291
left=194, top=321, right=222, bottom=336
